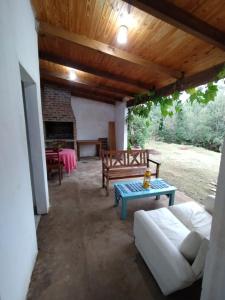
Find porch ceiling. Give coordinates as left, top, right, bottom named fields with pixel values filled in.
left=32, top=0, right=225, bottom=105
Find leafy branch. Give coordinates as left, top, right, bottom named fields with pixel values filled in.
left=128, top=65, right=225, bottom=120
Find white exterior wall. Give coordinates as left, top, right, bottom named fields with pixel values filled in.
left=115, top=101, right=128, bottom=150
left=201, top=139, right=225, bottom=300
left=0, top=1, right=48, bottom=299
left=71, top=97, right=115, bottom=156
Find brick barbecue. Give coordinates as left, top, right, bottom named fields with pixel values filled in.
left=41, top=83, right=76, bottom=149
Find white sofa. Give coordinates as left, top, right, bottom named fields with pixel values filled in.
left=134, top=201, right=212, bottom=295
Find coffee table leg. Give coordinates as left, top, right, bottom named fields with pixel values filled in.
left=169, top=192, right=175, bottom=206
left=121, top=198, right=127, bottom=220
left=114, top=188, right=119, bottom=206
left=156, top=195, right=160, bottom=200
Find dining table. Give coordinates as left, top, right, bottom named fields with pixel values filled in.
left=46, top=148, right=77, bottom=174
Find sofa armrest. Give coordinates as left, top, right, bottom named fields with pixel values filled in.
left=134, top=210, right=195, bottom=295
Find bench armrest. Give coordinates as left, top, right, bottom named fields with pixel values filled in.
left=102, top=161, right=109, bottom=170
left=147, top=158, right=161, bottom=166
left=147, top=158, right=161, bottom=177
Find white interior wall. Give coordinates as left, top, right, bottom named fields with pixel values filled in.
left=71, top=97, right=115, bottom=156
left=0, top=0, right=48, bottom=299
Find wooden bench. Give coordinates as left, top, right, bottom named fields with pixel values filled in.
left=101, top=149, right=161, bottom=195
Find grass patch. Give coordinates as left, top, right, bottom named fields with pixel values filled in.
left=148, top=141, right=221, bottom=205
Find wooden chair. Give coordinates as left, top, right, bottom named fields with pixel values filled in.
left=46, top=148, right=64, bottom=185
left=102, top=149, right=161, bottom=195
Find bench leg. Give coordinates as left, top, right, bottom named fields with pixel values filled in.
left=114, top=189, right=119, bottom=206
left=102, top=172, right=105, bottom=188
left=106, top=176, right=109, bottom=196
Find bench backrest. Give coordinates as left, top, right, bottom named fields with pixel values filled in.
left=102, top=149, right=150, bottom=168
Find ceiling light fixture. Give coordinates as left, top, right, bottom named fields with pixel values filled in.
left=69, top=69, right=77, bottom=81
left=117, top=25, right=128, bottom=44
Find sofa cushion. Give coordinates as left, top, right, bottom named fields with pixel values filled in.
left=169, top=201, right=212, bottom=239
left=192, top=238, right=209, bottom=279
left=204, top=195, right=215, bottom=215
left=145, top=208, right=190, bottom=249
left=180, top=231, right=203, bottom=263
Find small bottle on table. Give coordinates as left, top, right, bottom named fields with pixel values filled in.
left=143, top=167, right=151, bottom=189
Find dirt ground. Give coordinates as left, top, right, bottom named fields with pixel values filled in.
left=148, top=140, right=221, bottom=205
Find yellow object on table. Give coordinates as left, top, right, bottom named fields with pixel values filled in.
left=143, top=168, right=151, bottom=189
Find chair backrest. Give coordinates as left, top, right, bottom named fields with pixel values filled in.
left=45, top=149, right=61, bottom=167
left=102, top=149, right=150, bottom=168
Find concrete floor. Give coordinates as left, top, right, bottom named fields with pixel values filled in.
left=27, top=159, right=201, bottom=300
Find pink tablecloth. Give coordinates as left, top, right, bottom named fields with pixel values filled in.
left=59, top=149, right=77, bottom=174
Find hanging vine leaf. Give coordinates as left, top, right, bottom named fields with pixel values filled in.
left=127, top=65, right=225, bottom=123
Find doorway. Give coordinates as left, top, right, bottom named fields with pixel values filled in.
left=20, top=65, right=49, bottom=226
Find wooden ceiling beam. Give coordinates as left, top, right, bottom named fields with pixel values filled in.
left=40, top=63, right=130, bottom=98
left=39, top=51, right=150, bottom=90
left=41, top=77, right=116, bottom=105
left=40, top=71, right=121, bottom=102
left=127, top=62, right=225, bottom=107
left=38, top=22, right=182, bottom=79
left=71, top=90, right=116, bottom=106
left=124, top=0, right=225, bottom=51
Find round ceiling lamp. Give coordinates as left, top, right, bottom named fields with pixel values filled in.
left=117, top=25, right=128, bottom=44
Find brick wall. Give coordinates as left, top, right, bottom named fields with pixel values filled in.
left=41, top=83, right=75, bottom=122
left=41, top=83, right=77, bottom=148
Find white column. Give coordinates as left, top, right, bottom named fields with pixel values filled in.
left=115, top=101, right=127, bottom=150
left=201, top=139, right=225, bottom=300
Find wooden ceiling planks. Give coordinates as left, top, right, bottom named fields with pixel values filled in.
left=33, top=0, right=225, bottom=55
left=38, top=34, right=175, bottom=88
left=123, top=0, right=225, bottom=51
left=32, top=0, right=225, bottom=105
left=167, top=0, right=225, bottom=32
left=39, top=22, right=182, bottom=79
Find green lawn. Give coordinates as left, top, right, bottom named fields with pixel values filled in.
left=147, top=141, right=221, bottom=205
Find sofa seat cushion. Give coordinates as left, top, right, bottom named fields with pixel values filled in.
left=145, top=208, right=190, bottom=248
left=169, top=201, right=212, bottom=239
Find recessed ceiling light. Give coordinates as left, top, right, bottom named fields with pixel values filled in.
left=117, top=25, right=128, bottom=44
left=69, top=69, right=77, bottom=81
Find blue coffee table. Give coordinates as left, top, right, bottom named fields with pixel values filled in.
left=114, top=178, right=176, bottom=220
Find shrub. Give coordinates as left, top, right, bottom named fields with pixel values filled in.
left=128, top=115, right=151, bottom=149
left=128, top=87, right=225, bottom=152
